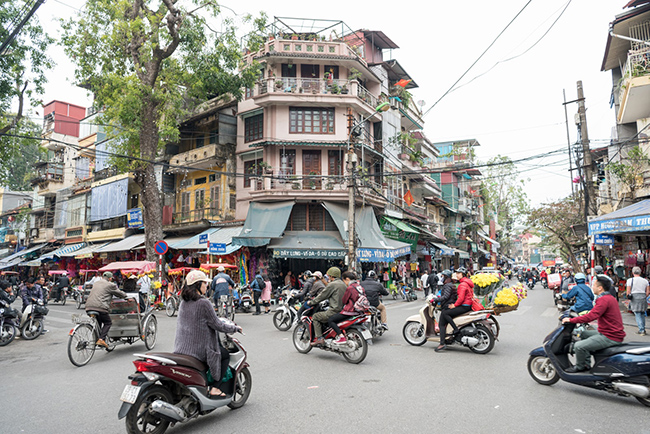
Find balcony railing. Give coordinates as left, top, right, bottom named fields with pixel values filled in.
left=172, top=207, right=222, bottom=224
left=245, top=38, right=367, bottom=67
left=619, top=47, right=650, bottom=103
left=30, top=162, right=64, bottom=186
left=255, top=77, right=382, bottom=109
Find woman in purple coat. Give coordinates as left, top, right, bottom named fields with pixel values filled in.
left=173, top=270, right=242, bottom=398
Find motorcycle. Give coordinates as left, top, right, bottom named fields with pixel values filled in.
left=273, top=287, right=300, bottom=331
left=237, top=285, right=252, bottom=313
left=402, top=294, right=499, bottom=354
left=118, top=326, right=251, bottom=434
left=541, top=278, right=548, bottom=289
left=292, top=304, right=372, bottom=364
left=399, top=282, right=417, bottom=302
left=215, top=293, right=235, bottom=322
left=388, top=283, right=399, bottom=300
left=0, top=299, right=20, bottom=346
left=527, top=311, right=650, bottom=407
left=48, top=285, right=68, bottom=305
left=366, top=306, right=387, bottom=339
left=526, top=278, right=535, bottom=290
left=19, top=298, right=48, bottom=340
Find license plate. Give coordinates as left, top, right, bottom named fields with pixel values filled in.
left=361, top=328, right=372, bottom=341
left=120, top=384, right=141, bottom=404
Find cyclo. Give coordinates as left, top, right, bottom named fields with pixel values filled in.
left=75, top=269, right=100, bottom=309
left=67, top=261, right=158, bottom=367
left=165, top=267, right=196, bottom=317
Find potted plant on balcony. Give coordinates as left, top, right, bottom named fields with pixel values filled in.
left=329, top=82, right=341, bottom=94
left=325, top=182, right=334, bottom=190
left=307, top=171, right=319, bottom=189
left=349, top=67, right=362, bottom=82
left=340, top=84, right=349, bottom=94
left=324, top=71, right=333, bottom=85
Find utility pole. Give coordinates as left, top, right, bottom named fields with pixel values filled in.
left=577, top=80, right=596, bottom=220
left=347, top=108, right=357, bottom=271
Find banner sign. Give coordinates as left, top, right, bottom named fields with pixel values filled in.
left=357, top=245, right=411, bottom=262
left=272, top=249, right=345, bottom=259
left=594, top=234, right=615, bottom=245
left=126, top=208, right=144, bottom=229
left=588, top=215, right=650, bottom=235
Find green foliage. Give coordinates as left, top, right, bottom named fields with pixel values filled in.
left=0, top=117, right=45, bottom=190
left=0, top=2, right=54, bottom=134
left=607, top=145, right=650, bottom=191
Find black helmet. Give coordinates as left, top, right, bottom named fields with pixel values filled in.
left=304, top=270, right=312, bottom=278
left=441, top=270, right=452, bottom=278
left=367, top=270, right=377, bottom=278
left=456, top=266, right=468, bottom=275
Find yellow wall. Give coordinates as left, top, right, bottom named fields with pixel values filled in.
left=175, top=166, right=234, bottom=218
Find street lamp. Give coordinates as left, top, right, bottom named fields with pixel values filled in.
left=346, top=102, right=392, bottom=271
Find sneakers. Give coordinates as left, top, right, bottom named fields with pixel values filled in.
left=566, top=365, right=588, bottom=373
left=334, top=334, right=347, bottom=344
left=381, top=323, right=389, bottom=331
left=637, top=330, right=647, bottom=336
left=96, top=339, right=108, bottom=348
left=310, top=337, right=324, bottom=347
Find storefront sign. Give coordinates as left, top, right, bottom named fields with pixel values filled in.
left=127, top=208, right=144, bottom=229
left=594, top=234, right=615, bottom=245
left=209, top=243, right=226, bottom=254
left=588, top=215, right=650, bottom=235
left=357, top=245, right=411, bottom=262
left=272, top=249, right=346, bottom=259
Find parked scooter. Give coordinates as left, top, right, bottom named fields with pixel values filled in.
left=528, top=311, right=650, bottom=407
left=402, top=294, right=499, bottom=354
left=399, top=282, right=417, bottom=302
left=237, top=285, right=252, bottom=313
left=273, top=287, right=300, bottom=331
left=292, top=304, right=372, bottom=364
left=118, top=325, right=251, bottom=434
left=0, top=299, right=20, bottom=346
left=366, top=306, right=387, bottom=339
left=18, top=298, right=48, bottom=340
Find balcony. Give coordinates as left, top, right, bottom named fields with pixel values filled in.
left=168, top=144, right=222, bottom=172
left=617, top=48, right=650, bottom=124
left=172, top=207, right=222, bottom=224
left=251, top=77, right=382, bottom=115
left=244, top=38, right=367, bottom=68
left=30, top=162, right=64, bottom=187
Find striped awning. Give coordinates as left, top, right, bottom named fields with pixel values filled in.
left=41, top=243, right=86, bottom=261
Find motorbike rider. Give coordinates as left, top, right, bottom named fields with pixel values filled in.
left=525, top=268, right=534, bottom=284
left=592, top=265, right=615, bottom=297
left=562, top=276, right=625, bottom=372
left=296, top=271, right=314, bottom=302
left=560, top=272, right=594, bottom=313
left=173, top=270, right=241, bottom=398
left=294, top=271, right=325, bottom=324
left=21, top=277, right=43, bottom=312
left=211, top=265, right=236, bottom=306
left=434, top=270, right=457, bottom=308
left=308, top=267, right=346, bottom=346
left=560, top=268, right=576, bottom=292
left=85, top=271, right=129, bottom=348
left=360, top=270, right=389, bottom=329
left=326, top=271, right=361, bottom=344
left=540, top=268, right=548, bottom=287
left=436, top=267, right=474, bottom=352
left=53, top=272, right=70, bottom=301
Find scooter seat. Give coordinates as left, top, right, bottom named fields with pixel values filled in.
left=146, top=352, right=207, bottom=372
left=595, top=342, right=650, bottom=357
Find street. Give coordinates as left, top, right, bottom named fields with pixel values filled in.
left=1, top=281, right=649, bottom=434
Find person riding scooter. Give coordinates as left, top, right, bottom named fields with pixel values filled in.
left=561, top=276, right=625, bottom=372
left=307, top=267, right=346, bottom=346
left=436, top=267, right=473, bottom=352
left=360, top=270, right=389, bottom=330
left=560, top=272, right=594, bottom=314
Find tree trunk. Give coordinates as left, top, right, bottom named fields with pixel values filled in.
left=138, top=99, right=163, bottom=262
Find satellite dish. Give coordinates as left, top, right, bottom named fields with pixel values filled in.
left=417, top=100, right=426, bottom=107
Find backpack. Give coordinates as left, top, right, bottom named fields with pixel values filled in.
left=353, top=284, right=371, bottom=313
left=255, top=276, right=265, bottom=291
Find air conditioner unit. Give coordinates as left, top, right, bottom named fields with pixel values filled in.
left=30, top=228, right=39, bottom=238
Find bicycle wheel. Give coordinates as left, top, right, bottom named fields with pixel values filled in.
left=165, top=298, right=176, bottom=317
left=67, top=324, right=96, bottom=367
left=143, top=316, right=157, bottom=350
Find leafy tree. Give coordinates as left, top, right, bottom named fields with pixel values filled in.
left=527, top=194, right=585, bottom=271
left=0, top=1, right=54, bottom=135
left=61, top=1, right=265, bottom=260
left=481, top=155, right=530, bottom=256
left=0, top=116, right=44, bottom=190
left=607, top=145, right=650, bottom=194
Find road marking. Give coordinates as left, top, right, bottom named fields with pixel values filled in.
left=542, top=307, right=559, bottom=317
left=509, top=305, right=532, bottom=316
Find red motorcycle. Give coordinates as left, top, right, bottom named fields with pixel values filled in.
left=292, top=305, right=372, bottom=364
left=118, top=330, right=251, bottom=434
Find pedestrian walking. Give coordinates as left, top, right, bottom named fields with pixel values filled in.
left=626, top=266, right=650, bottom=336
left=251, top=273, right=264, bottom=315
left=261, top=274, right=272, bottom=314
left=420, top=270, right=430, bottom=297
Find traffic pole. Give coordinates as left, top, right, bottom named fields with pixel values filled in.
left=590, top=236, right=595, bottom=279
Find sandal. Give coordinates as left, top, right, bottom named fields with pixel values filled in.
left=208, top=387, right=226, bottom=398
left=434, top=344, right=447, bottom=352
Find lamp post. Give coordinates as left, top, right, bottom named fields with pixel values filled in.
left=346, top=102, right=391, bottom=272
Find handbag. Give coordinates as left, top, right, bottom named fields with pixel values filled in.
left=627, top=292, right=634, bottom=300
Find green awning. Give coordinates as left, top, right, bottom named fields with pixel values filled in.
left=382, top=216, right=419, bottom=233
left=269, top=231, right=346, bottom=259
left=232, top=201, right=295, bottom=247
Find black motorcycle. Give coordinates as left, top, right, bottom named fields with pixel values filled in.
left=0, top=299, right=20, bottom=346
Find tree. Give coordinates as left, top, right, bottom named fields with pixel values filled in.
left=0, top=0, right=54, bottom=136
left=481, top=155, right=530, bottom=256
left=607, top=145, right=650, bottom=195
left=61, top=1, right=265, bottom=260
left=527, top=194, right=585, bottom=271
left=0, top=117, right=44, bottom=190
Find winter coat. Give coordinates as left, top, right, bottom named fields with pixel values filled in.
left=21, top=284, right=43, bottom=310
left=173, top=298, right=238, bottom=382
left=562, top=282, right=594, bottom=313
left=308, top=280, right=326, bottom=298
left=454, top=277, right=474, bottom=307
left=211, top=273, right=235, bottom=299
left=340, top=282, right=365, bottom=315
left=438, top=282, right=458, bottom=308
left=360, top=278, right=388, bottom=307
left=309, top=278, right=346, bottom=313
left=85, top=278, right=127, bottom=313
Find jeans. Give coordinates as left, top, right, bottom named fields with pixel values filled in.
left=327, top=312, right=352, bottom=335
left=574, top=329, right=622, bottom=369
left=634, top=311, right=646, bottom=333
left=438, top=305, right=471, bottom=344
left=253, top=290, right=261, bottom=314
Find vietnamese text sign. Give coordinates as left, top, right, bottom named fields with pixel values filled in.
left=127, top=208, right=144, bottom=229
left=209, top=243, right=227, bottom=254
left=272, top=249, right=345, bottom=259
left=588, top=215, right=650, bottom=235
left=594, top=234, right=615, bottom=245
left=199, top=234, right=208, bottom=245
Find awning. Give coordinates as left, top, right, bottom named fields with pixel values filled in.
left=233, top=201, right=294, bottom=247
left=0, top=248, right=10, bottom=259
left=63, top=242, right=111, bottom=259
left=269, top=231, right=346, bottom=259
left=0, top=243, right=47, bottom=264
left=477, top=247, right=490, bottom=256
left=382, top=216, right=419, bottom=234
left=98, top=234, right=146, bottom=253
left=169, top=228, right=220, bottom=250
left=431, top=242, right=455, bottom=256
left=197, top=226, right=244, bottom=256
left=477, top=231, right=500, bottom=248
left=455, top=249, right=470, bottom=259
left=0, top=257, right=22, bottom=270
left=588, top=199, right=650, bottom=235
left=41, top=243, right=86, bottom=261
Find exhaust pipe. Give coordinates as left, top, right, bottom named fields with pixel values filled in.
left=612, top=383, right=650, bottom=398
left=461, top=336, right=479, bottom=347
left=151, top=400, right=187, bottom=423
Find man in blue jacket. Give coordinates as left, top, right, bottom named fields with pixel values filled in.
left=560, top=272, right=594, bottom=313
left=211, top=266, right=235, bottom=305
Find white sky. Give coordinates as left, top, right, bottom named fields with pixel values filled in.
left=32, top=0, right=626, bottom=206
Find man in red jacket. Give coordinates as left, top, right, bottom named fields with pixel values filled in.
left=436, top=267, right=474, bottom=352
left=562, top=275, right=625, bottom=372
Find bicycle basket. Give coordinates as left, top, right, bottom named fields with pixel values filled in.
left=71, top=314, right=93, bottom=324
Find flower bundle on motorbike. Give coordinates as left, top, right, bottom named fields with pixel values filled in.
left=510, top=282, right=527, bottom=301
left=487, top=287, right=520, bottom=314
left=470, top=273, right=505, bottom=296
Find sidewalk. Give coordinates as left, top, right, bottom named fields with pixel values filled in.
left=618, top=300, right=650, bottom=340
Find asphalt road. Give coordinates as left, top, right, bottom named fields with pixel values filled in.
left=1, top=281, right=649, bottom=434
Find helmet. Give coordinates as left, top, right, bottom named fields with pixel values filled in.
left=441, top=270, right=452, bottom=278
left=367, top=270, right=377, bottom=279
left=594, top=265, right=603, bottom=274
left=304, top=270, right=312, bottom=278
left=456, top=267, right=467, bottom=275
left=575, top=272, right=586, bottom=282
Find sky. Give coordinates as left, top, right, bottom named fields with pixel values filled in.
left=30, top=0, right=628, bottom=207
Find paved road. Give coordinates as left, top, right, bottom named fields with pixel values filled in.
left=1, top=281, right=649, bottom=433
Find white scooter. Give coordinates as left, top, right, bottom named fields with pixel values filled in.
left=19, top=298, right=48, bottom=340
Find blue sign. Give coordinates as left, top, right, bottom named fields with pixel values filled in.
left=126, top=208, right=144, bottom=229
left=594, top=234, right=615, bottom=245
left=588, top=214, right=650, bottom=235
left=199, top=234, right=208, bottom=245
left=154, top=240, right=168, bottom=255
left=209, top=243, right=227, bottom=254
left=357, top=245, right=411, bottom=263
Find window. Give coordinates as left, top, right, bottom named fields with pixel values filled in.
left=279, top=149, right=296, bottom=180
left=245, top=87, right=254, bottom=99
left=286, top=204, right=337, bottom=231
left=196, top=135, right=206, bottom=148
left=324, top=65, right=339, bottom=79
left=289, top=108, right=334, bottom=134
left=230, top=194, right=236, bottom=210
left=210, top=185, right=220, bottom=211
left=195, top=177, right=207, bottom=185
left=244, top=159, right=262, bottom=188
left=195, top=189, right=205, bottom=219
left=244, top=114, right=263, bottom=143
left=181, top=192, right=190, bottom=219
left=209, top=129, right=218, bottom=145
left=328, top=150, right=342, bottom=177
left=209, top=174, right=216, bottom=182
